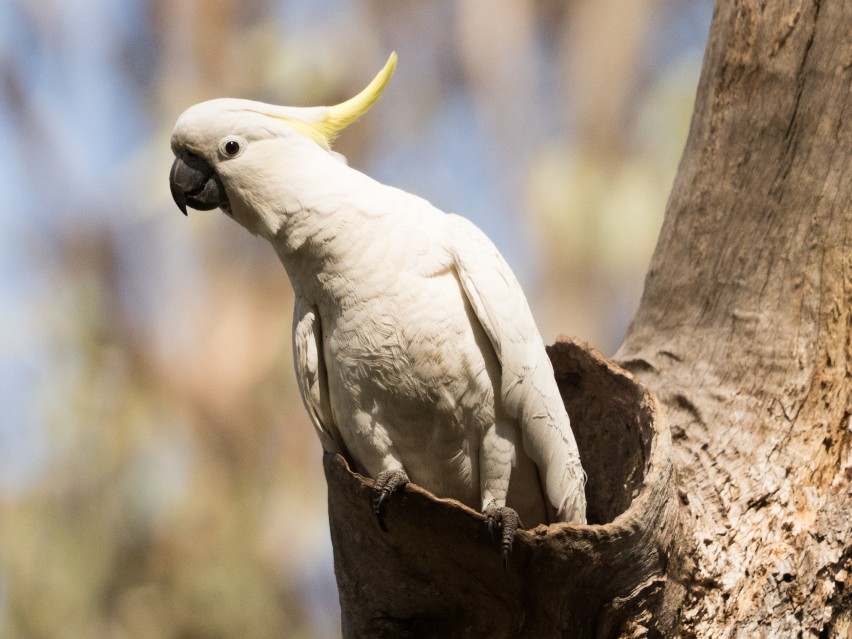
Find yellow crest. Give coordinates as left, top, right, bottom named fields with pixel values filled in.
left=283, top=52, right=397, bottom=148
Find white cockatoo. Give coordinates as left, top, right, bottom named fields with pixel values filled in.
left=169, top=53, right=586, bottom=565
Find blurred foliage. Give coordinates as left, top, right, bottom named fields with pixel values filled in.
left=0, top=0, right=709, bottom=637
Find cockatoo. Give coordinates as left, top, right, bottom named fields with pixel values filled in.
left=169, top=53, right=586, bottom=565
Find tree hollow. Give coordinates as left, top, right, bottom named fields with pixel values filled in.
left=324, top=337, right=688, bottom=638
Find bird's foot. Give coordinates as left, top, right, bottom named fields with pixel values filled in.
left=484, top=502, right=522, bottom=571
left=372, top=469, right=409, bottom=532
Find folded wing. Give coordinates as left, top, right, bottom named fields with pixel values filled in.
left=293, top=296, right=342, bottom=454
left=448, top=215, right=586, bottom=523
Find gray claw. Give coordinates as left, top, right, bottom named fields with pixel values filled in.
left=483, top=502, right=522, bottom=571
left=372, top=469, right=409, bottom=532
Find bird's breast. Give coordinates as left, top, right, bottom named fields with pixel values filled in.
left=321, top=269, right=499, bottom=504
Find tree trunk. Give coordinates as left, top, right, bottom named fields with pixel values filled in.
left=614, top=0, right=852, bottom=636
left=324, top=0, right=851, bottom=636
left=325, top=339, right=688, bottom=638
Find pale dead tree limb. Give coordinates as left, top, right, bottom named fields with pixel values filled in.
left=324, top=0, right=851, bottom=636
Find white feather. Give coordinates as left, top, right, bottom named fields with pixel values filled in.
left=171, top=97, right=587, bottom=526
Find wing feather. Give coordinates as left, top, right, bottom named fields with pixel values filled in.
left=293, top=296, right=342, bottom=454
left=448, top=215, right=587, bottom=523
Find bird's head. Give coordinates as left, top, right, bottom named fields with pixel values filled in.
left=169, top=52, right=396, bottom=236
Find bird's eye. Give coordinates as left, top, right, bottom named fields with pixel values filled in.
left=219, top=136, right=245, bottom=159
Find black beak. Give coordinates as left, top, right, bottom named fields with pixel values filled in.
left=169, top=152, right=229, bottom=215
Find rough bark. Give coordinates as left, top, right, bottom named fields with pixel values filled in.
left=326, top=339, right=688, bottom=638
left=324, top=0, right=851, bottom=636
left=614, top=0, right=852, bottom=636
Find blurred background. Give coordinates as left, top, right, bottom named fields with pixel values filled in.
left=0, top=1, right=710, bottom=637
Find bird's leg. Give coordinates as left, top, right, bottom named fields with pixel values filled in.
left=479, top=418, right=523, bottom=569
left=372, top=468, right=409, bottom=532
left=484, top=501, right=522, bottom=571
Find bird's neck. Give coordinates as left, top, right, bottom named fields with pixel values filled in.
left=269, top=164, right=402, bottom=306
